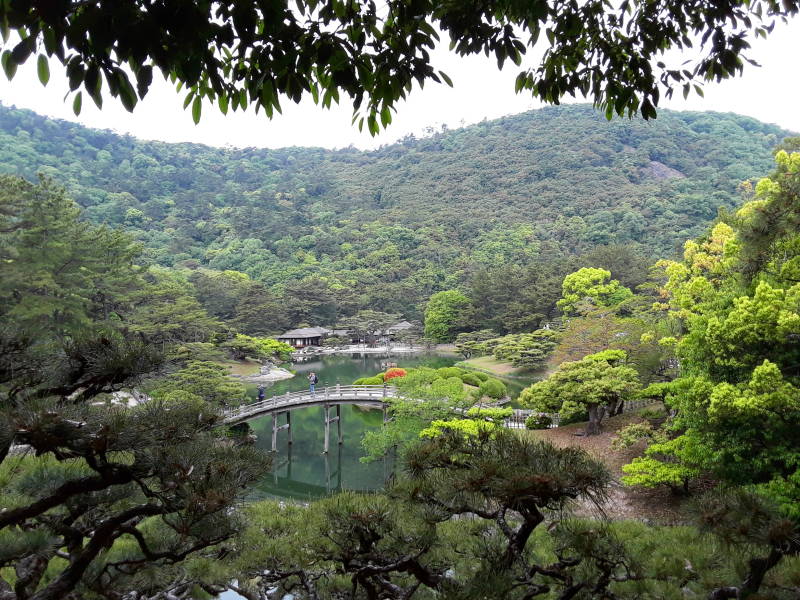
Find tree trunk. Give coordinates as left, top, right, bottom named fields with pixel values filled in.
left=708, top=546, right=788, bottom=599
left=585, top=404, right=602, bottom=435
left=606, top=399, right=618, bottom=416
left=741, top=546, right=784, bottom=598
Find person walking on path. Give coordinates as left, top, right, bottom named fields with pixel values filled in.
left=308, top=371, right=318, bottom=395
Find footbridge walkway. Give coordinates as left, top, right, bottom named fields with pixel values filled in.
left=224, top=385, right=398, bottom=453
left=222, top=384, right=547, bottom=453
left=222, top=384, right=659, bottom=453
left=224, top=384, right=399, bottom=425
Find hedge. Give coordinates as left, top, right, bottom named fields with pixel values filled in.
left=436, top=366, right=464, bottom=379
left=460, top=373, right=483, bottom=387
left=478, top=377, right=507, bottom=400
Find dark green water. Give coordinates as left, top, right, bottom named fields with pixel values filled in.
left=242, top=352, right=459, bottom=501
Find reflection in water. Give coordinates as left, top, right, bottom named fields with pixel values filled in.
left=240, top=352, right=537, bottom=501
left=245, top=404, right=395, bottom=502
left=242, top=353, right=455, bottom=501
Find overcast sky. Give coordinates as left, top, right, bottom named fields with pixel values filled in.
left=0, top=19, right=798, bottom=150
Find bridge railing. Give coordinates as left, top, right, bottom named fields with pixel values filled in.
left=223, top=385, right=398, bottom=422
left=505, top=409, right=561, bottom=429
left=503, top=398, right=661, bottom=430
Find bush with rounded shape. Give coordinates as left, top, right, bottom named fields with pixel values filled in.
left=430, top=376, right=467, bottom=402
left=526, top=414, right=553, bottom=430
left=383, top=367, right=408, bottom=381
left=460, top=373, right=483, bottom=387
left=394, top=367, right=438, bottom=390
left=354, top=375, right=384, bottom=385
left=436, top=366, right=464, bottom=379
left=474, top=372, right=489, bottom=382
left=478, top=377, right=507, bottom=400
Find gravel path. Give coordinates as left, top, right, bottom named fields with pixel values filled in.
left=527, top=409, right=689, bottom=524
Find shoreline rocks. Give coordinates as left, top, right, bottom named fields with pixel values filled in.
left=234, top=367, right=295, bottom=383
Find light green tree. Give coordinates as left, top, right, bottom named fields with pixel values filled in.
left=520, top=350, right=641, bottom=434
left=219, top=334, right=293, bottom=362
left=557, top=267, right=633, bottom=315
left=151, top=360, right=247, bottom=407
left=423, top=290, right=471, bottom=342
left=625, top=151, right=800, bottom=518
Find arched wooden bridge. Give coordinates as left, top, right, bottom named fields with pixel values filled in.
left=224, top=385, right=398, bottom=453
left=222, top=384, right=562, bottom=453
left=223, top=384, right=398, bottom=425
left=222, top=384, right=659, bottom=454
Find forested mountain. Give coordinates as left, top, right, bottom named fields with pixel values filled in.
left=0, top=103, right=792, bottom=325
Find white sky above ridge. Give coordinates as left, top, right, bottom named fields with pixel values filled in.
left=0, top=19, right=798, bottom=150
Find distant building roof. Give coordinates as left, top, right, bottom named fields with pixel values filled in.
left=277, top=327, right=332, bottom=339
left=386, top=320, right=414, bottom=332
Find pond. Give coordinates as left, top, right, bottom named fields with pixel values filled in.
left=240, top=351, right=541, bottom=502
left=220, top=351, right=539, bottom=599
left=242, top=352, right=457, bottom=501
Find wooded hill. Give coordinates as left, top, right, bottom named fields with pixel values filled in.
left=0, top=103, right=792, bottom=323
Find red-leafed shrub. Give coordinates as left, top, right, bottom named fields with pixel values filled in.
left=383, top=368, right=407, bottom=381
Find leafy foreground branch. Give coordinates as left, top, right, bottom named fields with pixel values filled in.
left=0, top=398, right=269, bottom=600
left=0, top=175, right=272, bottom=600
left=2, top=1, right=799, bottom=127
left=210, top=430, right=799, bottom=600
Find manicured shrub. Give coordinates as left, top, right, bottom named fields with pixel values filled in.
left=395, top=367, right=438, bottom=388
left=474, top=372, right=489, bottom=382
left=431, top=376, right=467, bottom=401
left=436, top=366, right=464, bottom=379
left=478, top=377, right=507, bottom=400
left=354, top=376, right=384, bottom=385
left=460, top=373, right=483, bottom=387
left=383, top=367, right=408, bottom=381
left=525, top=414, right=553, bottom=430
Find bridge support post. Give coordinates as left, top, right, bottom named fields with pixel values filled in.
left=324, top=451, right=330, bottom=493
left=323, top=404, right=329, bottom=454
left=323, top=404, right=341, bottom=454
left=272, top=411, right=292, bottom=452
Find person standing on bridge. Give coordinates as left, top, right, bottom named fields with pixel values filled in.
left=257, top=384, right=265, bottom=401
left=308, top=371, right=319, bottom=395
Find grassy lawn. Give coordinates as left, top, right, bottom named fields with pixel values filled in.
left=459, top=355, right=526, bottom=377
left=215, top=359, right=262, bottom=377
